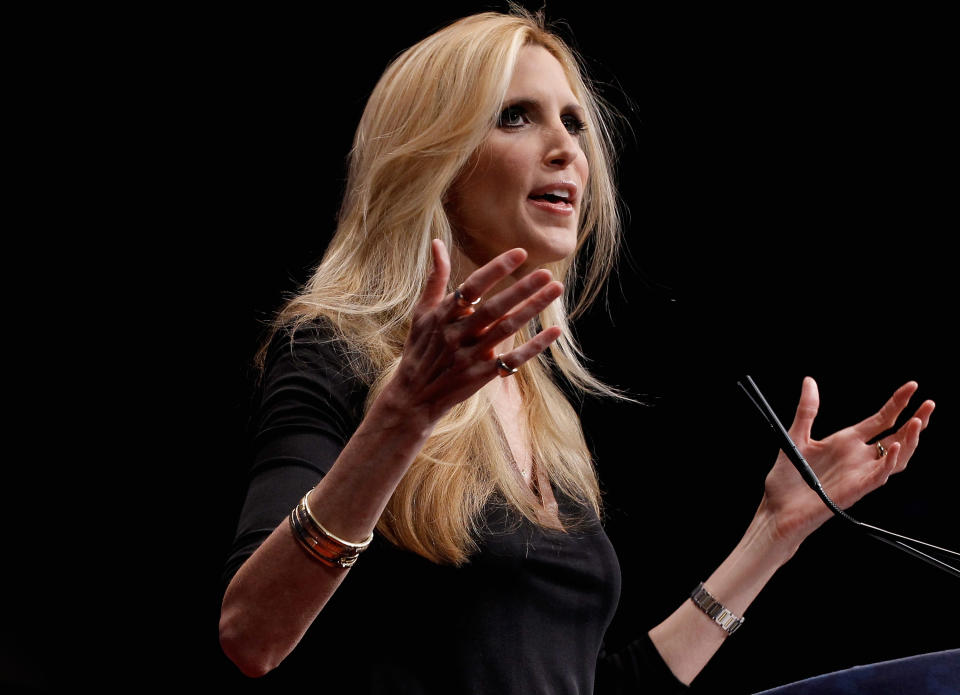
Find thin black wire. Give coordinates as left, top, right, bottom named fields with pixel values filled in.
left=738, top=375, right=960, bottom=580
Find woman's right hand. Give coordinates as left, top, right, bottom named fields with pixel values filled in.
left=381, top=239, right=563, bottom=424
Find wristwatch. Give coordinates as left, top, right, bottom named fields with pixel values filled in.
left=689, top=582, right=745, bottom=635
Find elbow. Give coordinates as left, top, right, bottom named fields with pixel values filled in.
left=218, top=609, right=281, bottom=679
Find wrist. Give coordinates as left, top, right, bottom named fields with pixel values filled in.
left=368, top=382, right=438, bottom=441
left=749, top=498, right=805, bottom=566
left=755, top=494, right=827, bottom=559
left=699, top=504, right=799, bottom=619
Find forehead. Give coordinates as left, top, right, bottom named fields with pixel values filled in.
left=506, top=44, right=580, bottom=106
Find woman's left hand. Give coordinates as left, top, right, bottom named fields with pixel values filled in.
left=760, top=377, right=935, bottom=546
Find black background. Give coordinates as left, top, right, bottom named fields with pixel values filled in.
left=7, top=2, right=956, bottom=693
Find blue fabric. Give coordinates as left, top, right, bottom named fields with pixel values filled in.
left=754, top=649, right=960, bottom=695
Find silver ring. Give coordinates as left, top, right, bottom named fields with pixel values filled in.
left=876, top=441, right=887, bottom=459
left=454, top=284, right=481, bottom=308
left=496, top=354, right=518, bottom=378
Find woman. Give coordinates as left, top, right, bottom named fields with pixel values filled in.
left=219, top=9, right=935, bottom=692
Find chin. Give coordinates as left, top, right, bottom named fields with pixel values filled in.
left=525, top=236, right=578, bottom=268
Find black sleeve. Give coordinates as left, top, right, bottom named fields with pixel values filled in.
left=221, top=324, right=368, bottom=591
left=595, top=633, right=689, bottom=694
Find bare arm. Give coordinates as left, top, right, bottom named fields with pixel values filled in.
left=649, top=377, right=935, bottom=685
left=219, top=240, right=564, bottom=677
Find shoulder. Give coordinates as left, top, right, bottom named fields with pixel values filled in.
left=261, top=318, right=363, bottom=386
left=254, top=318, right=370, bottom=435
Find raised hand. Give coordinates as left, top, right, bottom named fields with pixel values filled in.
left=383, top=239, right=564, bottom=423
left=760, top=377, right=936, bottom=544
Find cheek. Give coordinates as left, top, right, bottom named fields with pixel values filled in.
left=482, top=153, right=528, bottom=203
left=474, top=137, right=529, bottom=191
left=578, top=152, right=590, bottom=187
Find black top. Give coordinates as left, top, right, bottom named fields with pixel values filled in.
left=223, top=323, right=687, bottom=694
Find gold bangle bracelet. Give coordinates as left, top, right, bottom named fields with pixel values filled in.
left=290, top=503, right=358, bottom=568
left=288, top=492, right=373, bottom=569
left=302, top=493, right=374, bottom=550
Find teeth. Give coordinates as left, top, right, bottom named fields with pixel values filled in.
left=546, top=189, right=569, bottom=199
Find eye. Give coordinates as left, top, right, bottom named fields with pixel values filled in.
left=498, top=105, right=529, bottom=129
left=561, top=114, right=587, bottom=136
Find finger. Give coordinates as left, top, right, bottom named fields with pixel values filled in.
left=418, top=332, right=547, bottom=409
left=421, top=239, right=451, bottom=309
left=456, top=268, right=553, bottom=337
left=416, top=264, right=550, bottom=382
left=421, top=326, right=563, bottom=414
left=470, top=281, right=564, bottom=355
left=871, top=441, right=901, bottom=487
left=498, top=326, right=563, bottom=372
left=425, top=270, right=552, bottom=372
left=912, top=399, right=936, bottom=430
left=880, top=416, right=923, bottom=474
left=405, top=240, right=452, bottom=357
left=444, top=247, right=528, bottom=320
left=439, top=326, right=563, bottom=398
left=788, top=376, right=820, bottom=443
left=852, top=381, right=918, bottom=440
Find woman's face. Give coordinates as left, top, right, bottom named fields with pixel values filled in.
left=447, top=45, right=590, bottom=274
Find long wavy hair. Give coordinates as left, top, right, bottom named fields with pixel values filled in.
left=260, top=8, right=626, bottom=565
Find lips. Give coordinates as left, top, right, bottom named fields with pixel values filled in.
left=527, top=182, right=578, bottom=215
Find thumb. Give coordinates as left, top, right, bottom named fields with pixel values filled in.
left=789, top=376, right=820, bottom=442
left=421, top=239, right=451, bottom=308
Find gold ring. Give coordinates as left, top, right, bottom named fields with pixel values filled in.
left=454, top=284, right=481, bottom=308
left=876, top=441, right=887, bottom=458
left=496, top=354, right=518, bottom=378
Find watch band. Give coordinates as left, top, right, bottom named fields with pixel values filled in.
left=689, top=582, right=745, bottom=635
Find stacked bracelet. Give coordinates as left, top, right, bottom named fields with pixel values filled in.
left=689, top=582, right=745, bottom=635
left=289, top=492, right=373, bottom=569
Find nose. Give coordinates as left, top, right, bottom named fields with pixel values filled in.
left=542, top=120, right=580, bottom=170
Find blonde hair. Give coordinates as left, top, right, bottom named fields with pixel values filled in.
left=261, top=8, right=626, bottom=565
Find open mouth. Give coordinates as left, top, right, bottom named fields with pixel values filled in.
left=528, top=188, right=575, bottom=214
left=529, top=192, right=569, bottom=204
